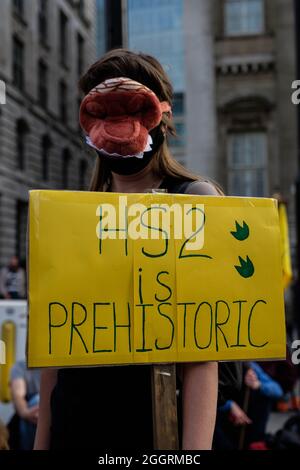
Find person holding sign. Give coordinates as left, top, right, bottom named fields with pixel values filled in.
left=34, top=49, right=221, bottom=450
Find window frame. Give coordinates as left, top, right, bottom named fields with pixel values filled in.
left=12, top=36, right=25, bottom=91
left=16, top=200, right=28, bottom=262
left=227, top=130, right=268, bottom=197
left=16, top=119, right=29, bottom=171
left=13, top=0, right=25, bottom=19
left=38, top=0, right=48, bottom=46
left=59, top=79, right=68, bottom=123
left=38, top=59, right=48, bottom=108
left=62, top=148, right=71, bottom=188
left=79, top=159, right=88, bottom=190
left=41, top=135, right=51, bottom=181
left=77, top=32, right=85, bottom=76
left=223, top=0, right=265, bottom=37
left=59, top=9, right=69, bottom=67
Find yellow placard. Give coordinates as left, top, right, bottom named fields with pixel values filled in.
left=28, top=190, right=286, bottom=367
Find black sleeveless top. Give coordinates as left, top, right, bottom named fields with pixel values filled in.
left=50, top=177, right=192, bottom=450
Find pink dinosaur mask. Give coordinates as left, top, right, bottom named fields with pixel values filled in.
left=79, top=77, right=171, bottom=158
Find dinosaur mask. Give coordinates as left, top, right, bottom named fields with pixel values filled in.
left=79, top=77, right=171, bottom=158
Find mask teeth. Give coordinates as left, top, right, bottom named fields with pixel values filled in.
left=85, top=134, right=153, bottom=159
left=144, top=134, right=153, bottom=152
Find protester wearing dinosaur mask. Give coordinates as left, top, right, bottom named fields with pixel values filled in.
left=34, top=49, right=221, bottom=451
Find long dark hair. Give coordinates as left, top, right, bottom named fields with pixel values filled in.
left=79, top=49, right=217, bottom=192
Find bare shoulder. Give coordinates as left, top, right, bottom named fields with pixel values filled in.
left=185, top=180, right=220, bottom=196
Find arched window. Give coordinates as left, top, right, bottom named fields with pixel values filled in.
left=62, top=148, right=71, bottom=188
left=16, top=119, right=29, bottom=170
left=41, top=135, right=51, bottom=181
left=228, top=131, right=267, bottom=196
left=220, top=96, right=271, bottom=197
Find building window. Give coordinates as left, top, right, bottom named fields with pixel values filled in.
left=77, top=95, right=82, bottom=128
left=96, top=0, right=106, bottom=57
left=79, top=159, right=87, bottom=189
left=78, top=0, right=85, bottom=17
left=224, top=0, right=264, bottom=36
left=59, top=80, right=68, bottom=122
left=38, top=0, right=48, bottom=45
left=41, top=135, right=51, bottom=181
left=62, top=148, right=71, bottom=188
left=38, top=60, right=48, bottom=108
left=228, top=132, right=267, bottom=196
left=172, top=93, right=185, bottom=116
left=59, top=10, right=68, bottom=66
left=13, top=0, right=24, bottom=18
left=16, top=119, right=29, bottom=170
left=13, top=36, right=24, bottom=91
left=168, top=92, right=186, bottom=149
left=77, top=33, right=84, bottom=76
left=16, top=200, right=28, bottom=263
left=169, top=122, right=186, bottom=148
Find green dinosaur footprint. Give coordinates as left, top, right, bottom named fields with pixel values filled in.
left=231, top=221, right=249, bottom=241
left=235, top=256, right=254, bottom=278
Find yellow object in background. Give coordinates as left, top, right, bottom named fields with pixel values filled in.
left=0, top=321, right=16, bottom=402
left=278, top=203, right=293, bottom=289
left=28, top=191, right=286, bottom=367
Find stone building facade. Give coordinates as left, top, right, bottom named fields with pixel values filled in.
left=122, top=0, right=298, bottom=293
left=184, top=0, right=297, bottom=272
left=184, top=0, right=297, bottom=322
left=214, top=0, right=297, bottom=202
left=0, top=0, right=96, bottom=266
left=122, top=0, right=297, bottom=210
left=185, top=0, right=297, bottom=204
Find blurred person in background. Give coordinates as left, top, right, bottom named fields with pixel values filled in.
left=258, top=350, right=299, bottom=411
left=9, top=360, right=40, bottom=450
left=0, top=419, right=9, bottom=450
left=0, top=256, right=26, bottom=300
left=214, top=361, right=284, bottom=449
left=243, top=362, right=284, bottom=446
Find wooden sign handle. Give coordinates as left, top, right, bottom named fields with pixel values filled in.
left=151, top=363, right=179, bottom=450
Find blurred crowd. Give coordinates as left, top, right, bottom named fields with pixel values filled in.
left=214, top=352, right=299, bottom=450
left=0, top=354, right=298, bottom=450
